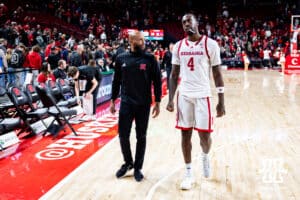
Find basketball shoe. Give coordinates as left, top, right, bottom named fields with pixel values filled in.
left=180, top=173, right=195, bottom=190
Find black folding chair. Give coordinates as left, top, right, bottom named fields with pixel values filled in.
left=8, top=86, right=49, bottom=135
left=46, top=80, right=76, bottom=107
left=0, top=87, right=17, bottom=118
left=56, top=78, right=77, bottom=107
left=35, top=85, right=77, bottom=137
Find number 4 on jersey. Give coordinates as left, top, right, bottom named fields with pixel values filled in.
left=187, top=57, right=194, bottom=71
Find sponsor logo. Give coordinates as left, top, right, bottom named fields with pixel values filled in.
left=35, top=114, right=118, bottom=160
left=140, top=64, right=146, bottom=70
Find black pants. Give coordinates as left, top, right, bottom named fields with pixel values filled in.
left=92, top=86, right=99, bottom=114
left=118, top=102, right=151, bottom=170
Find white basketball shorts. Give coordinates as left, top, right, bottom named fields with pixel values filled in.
left=176, top=94, right=213, bottom=133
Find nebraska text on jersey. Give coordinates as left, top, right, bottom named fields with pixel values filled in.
left=181, top=51, right=204, bottom=56
left=171, top=36, right=221, bottom=98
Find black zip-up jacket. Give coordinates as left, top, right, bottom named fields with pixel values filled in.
left=111, top=51, right=161, bottom=105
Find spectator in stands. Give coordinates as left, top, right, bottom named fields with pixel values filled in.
left=94, top=43, right=105, bottom=60
left=47, top=46, right=61, bottom=71
left=111, top=41, right=125, bottom=67
left=0, top=39, right=7, bottom=88
left=27, top=45, right=42, bottom=83
left=162, top=43, right=173, bottom=89
left=97, top=58, right=110, bottom=72
left=70, top=44, right=84, bottom=67
left=45, top=40, right=56, bottom=58
left=53, top=59, right=67, bottom=80
left=37, top=62, right=55, bottom=83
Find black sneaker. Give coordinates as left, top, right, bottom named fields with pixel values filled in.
left=134, top=170, right=144, bottom=182
left=116, top=164, right=133, bottom=178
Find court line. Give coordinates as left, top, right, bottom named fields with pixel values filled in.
left=39, top=136, right=119, bottom=200
left=144, top=125, right=299, bottom=200
left=145, top=139, right=250, bottom=200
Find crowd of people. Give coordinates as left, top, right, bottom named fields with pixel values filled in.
left=0, top=1, right=298, bottom=89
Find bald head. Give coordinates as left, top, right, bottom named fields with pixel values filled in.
left=129, top=31, right=145, bottom=53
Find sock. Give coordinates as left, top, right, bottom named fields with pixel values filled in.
left=202, top=152, right=208, bottom=158
left=186, top=163, right=192, bottom=177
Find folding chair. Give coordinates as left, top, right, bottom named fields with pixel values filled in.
left=46, top=80, right=73, bottom=107
left=0, top=87, right=17, bottom=118
left=56, top=78, right=77, bottom=107
left=8, top=86, right=49, bottom=135
left=35, top=85, right=77, bottom=137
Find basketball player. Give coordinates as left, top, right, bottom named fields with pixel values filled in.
left=166, top=14, right=225, bottom=190
left=110, top=31, right=161, bottom=182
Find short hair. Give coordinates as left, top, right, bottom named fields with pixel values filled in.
left=88, top=59, right=96, bottom=66
left=67, top=66, right=78, bottom=77
left=58, top=59, right=65, bottom=66
left=32, top=45, right=41, bottom=52
left=182, top=13, right=197, bottom=21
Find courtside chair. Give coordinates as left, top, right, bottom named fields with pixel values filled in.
left=35, top=85, right=77, bottom=137
left=56, top=78, right=77, bottom=107
left=46, top=80, right=73, bottom=107
left=8, top=86, right=49, bottom=136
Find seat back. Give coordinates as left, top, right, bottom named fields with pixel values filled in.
left=56, top=78, right=74, bottom=100
left=0, top=87, right=6, bottom=97
left=24, top=84, right=40, bottom=104
left=35, top=85, right=56, bottom=108
left=46, top=80, right=64, bottom=101
left=8, top=86, right=30, bottom=107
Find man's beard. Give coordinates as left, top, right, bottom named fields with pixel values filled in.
left=134, top=45, right=144, bottom=54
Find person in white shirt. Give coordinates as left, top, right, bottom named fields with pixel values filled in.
left=263, top=47, right=272, bottom=68
left=166, top=13, right=225, bottom=190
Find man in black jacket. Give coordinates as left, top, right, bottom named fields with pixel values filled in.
left=110, top=31, right=161, bottom=182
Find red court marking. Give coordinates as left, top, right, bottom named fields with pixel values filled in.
left=0, top=79, right=167, bottom=200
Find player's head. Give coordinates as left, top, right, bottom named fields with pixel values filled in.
left=129, top=30, right=145, bottom=53
left=182, top=14, right=199, bottom=36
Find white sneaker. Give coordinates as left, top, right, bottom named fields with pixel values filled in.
left=202, top=154, right=210, bottom=178
left=180, top=175, right=195, bottom=190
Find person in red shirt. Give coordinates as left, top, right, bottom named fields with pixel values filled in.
left=37, top=62, right=55, bottom=84
left=27, top=45, right=42, bottom=84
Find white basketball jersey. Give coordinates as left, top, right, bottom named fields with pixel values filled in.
left=172, top=36, right=221, bottom=98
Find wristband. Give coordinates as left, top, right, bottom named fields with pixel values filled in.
left=216, top=87, right=225, bottom=93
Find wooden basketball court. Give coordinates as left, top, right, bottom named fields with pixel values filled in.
left=40, top=69, right=300, bottom=200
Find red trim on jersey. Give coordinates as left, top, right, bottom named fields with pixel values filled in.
left=194, top=127, right=213, bottom=133
left=177, top=39, right=184, bottom=58
left=185, top=38, right=189, bottom=46
left=207, top=97, right=212, bottom=130
left=185, top=36, right=203, bottom=47
left=195, top=35, right=204, bottom=45
left=176, top=92, right=179, bottom=126
left=205, top=36, right=211, bottom=60
left=176, top=125, right=194, bottom=131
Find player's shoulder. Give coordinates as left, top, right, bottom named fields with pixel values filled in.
left=205, top=36, right=218, bottom=45
left=205, top=36, right=219, bottom=50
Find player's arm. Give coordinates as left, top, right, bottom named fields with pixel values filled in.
left=166, top=64, right=180, bottom=112
left=212, top=65, right=225, bottom=117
